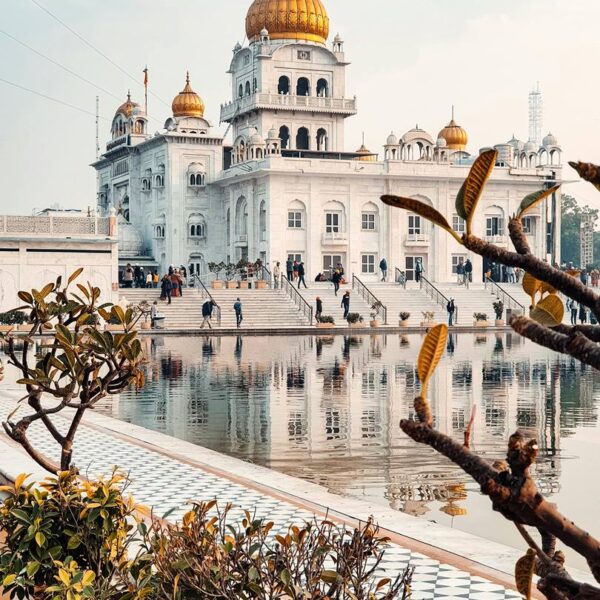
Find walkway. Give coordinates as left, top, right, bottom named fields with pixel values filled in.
left=0, top=390, right=527, bottom=599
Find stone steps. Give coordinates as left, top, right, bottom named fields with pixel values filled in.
left=119, top=288, right=310, bottom=329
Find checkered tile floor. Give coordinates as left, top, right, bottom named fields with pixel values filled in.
left=0, top=400, right=520, bottom=598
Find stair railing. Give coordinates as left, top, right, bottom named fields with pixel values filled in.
left=420, top=275, right=456, bottom=323
left=485, top=277, right=525, bottom=314
left=280, top=274, right=313, bottom=325
left=352, top=275, right=388, bottom=324
left=395, top=267, right=407, bottom=289
left=258, top=264, right=272, bottom=287
left=191, top=274, right=222, bottom=325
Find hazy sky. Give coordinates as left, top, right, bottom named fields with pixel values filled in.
left=1, top=0, right=600, bottom=215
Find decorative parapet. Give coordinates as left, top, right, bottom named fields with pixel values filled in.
left=0, top=215, right=113, bottom=238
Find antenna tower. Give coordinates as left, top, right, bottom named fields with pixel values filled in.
left=95, top=96, right=100, bottom=159
left=528, top=82, right=543, bottom=146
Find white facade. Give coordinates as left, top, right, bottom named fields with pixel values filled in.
left=93, top=1, right=562, bottom=285
left=0, top=213, right=118, bottom=311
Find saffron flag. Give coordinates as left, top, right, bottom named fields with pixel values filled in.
left=143, top=67, right=148, bottom=86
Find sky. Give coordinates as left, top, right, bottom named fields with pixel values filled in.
left=1, top=0, right=600, bottom=215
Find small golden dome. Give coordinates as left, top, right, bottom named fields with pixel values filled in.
left=355, top=143, right=376, bottom=162
left=246, top=0, right=330, bottom=45
left=115, top=91, right=140, bottom=118
left=172, top=73, right=205, bottom=118
left=438, top=118, right=468, bottom=151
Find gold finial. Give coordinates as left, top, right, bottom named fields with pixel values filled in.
left=452, top=105, right=455, bottom=121
left=186, top=71, right=190, bottom=84
left=127, top=90, right=131, bottom=101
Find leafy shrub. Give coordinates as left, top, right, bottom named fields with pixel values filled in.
left=208, top=261, right=226, bottom=280
left=370, top=301, right=383, bottom=320
left=421, top=311, right=435, bottom=322
left=224, top=263, right=238, bottom=281
left=319, top=315, right=335, bottom=324
left=399, top=312, right=410, bottom=321
left=144, top=501, right=413, bottom=600
left=492, top=300, right=504, bottom=320
left=346, top=312, right=363, bottom=324
left=473, top=312, right=488, bottom=322
left=0, top=471, right=148, bottom=599
left=0, top=311, right=28, bottom=326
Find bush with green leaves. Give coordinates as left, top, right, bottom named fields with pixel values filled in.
left=318, top=315, right=335, bottom=324
left=346, top=313, right=363, bottom=324
left=0, top=311, right=28, bottom=326
left=399, top=312, right=410, bottom=322
left=473, top=312, right=488, bottom=322
left=0, top=471, right=150, bottom=600
left=492, top=300, right=504, bottom=320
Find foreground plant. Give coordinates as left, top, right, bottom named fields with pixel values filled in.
left=382, top=153, right=600, bottom=598
left=144, top=501, right=412, bottom=600
left=1, top=270, right=145, bottom=473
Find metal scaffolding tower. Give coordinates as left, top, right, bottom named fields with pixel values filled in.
left=529, top=83, right=543, bottom=146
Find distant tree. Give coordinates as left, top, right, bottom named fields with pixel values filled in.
left=560, top=193, right=598, bottom=266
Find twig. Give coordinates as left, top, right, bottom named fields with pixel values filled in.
left=463, top=405, right=477, bottom=449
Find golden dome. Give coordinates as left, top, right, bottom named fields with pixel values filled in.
left=115, top=91, right=140, bottom=118
left=355, top=143, right=376, bottom=162
left=172, top=73, right=205, bottom=118
left=438, top=118, right=468, bottom=151
left=246, top=0, right=330, bottom=45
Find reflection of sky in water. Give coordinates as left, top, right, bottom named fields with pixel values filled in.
left=93, top=333, right=598, bottom=571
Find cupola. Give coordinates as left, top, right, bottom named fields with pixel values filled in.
left=172, top=73, right=205, bottom=119
left=438, top=112, right=468, bottom=151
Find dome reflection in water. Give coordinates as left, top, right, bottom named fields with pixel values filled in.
left=98, top=333, right=600, bottom=572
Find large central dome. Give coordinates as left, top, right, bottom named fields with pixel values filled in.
left=246, top=0, right=330, bottom=45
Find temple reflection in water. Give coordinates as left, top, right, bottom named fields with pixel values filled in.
left=100, top=333, right=599, bottom=562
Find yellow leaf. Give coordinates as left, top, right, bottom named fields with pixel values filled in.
left=381, top=195, right=463, bottom=244
left=522, top=273, right=542, bottom=305
left=456, top=149, right=497, bottom=231
left=540, top=281, right=557, bottom=295
left=417, top=324, right=448, bottom=398
left=68, top=268, right=84, bottom=285
left=515, top=548, right=536, bottom=599
left=14, top=473, right=29, bottom=491
left=35, top=531, right=46, bottom=547
left=81, top=571, right=95, bottom=587
left=3, top=574, right=16, bottom=586
left=516, top=185, right=561, bottom=218
left=530, top=294, right=564, bottom=327
left=58, top=568, right=71, bottom=586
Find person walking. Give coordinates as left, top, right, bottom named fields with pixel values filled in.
left=152, top=270, right=159, bottom=288
left=415, top=259, right=423, bottom=283
left=286, top=258, right=294, bottom=282
left=201, top=299, right=217, bottom=329
left=273, top=262, right=281, bottom=288
left=146, top=271, right=153, bottom=289
left=341, top=291, right=350, bottom=319
left=464, top=259, right=473, bottom=284
left=150, top=301, right=159, bottom=328
left=447, top=298, right=456, bottom=326
left=293, top=260, right=299, bottom=281
left=507, top=265, right=515, bottom=283
left=123, top=264, right=134, bottom=288
left=332, top=269, right=341, bottom=296
left=315, top=296, right=323, bottom=323
left=297, top=262, right=308, bottom=289
left=379, top=257, right=388, bottom=282
left=568, top=299, right=578, bottom=325
left=456, top=260, right=465, bottom=285
left=161, top=274, right=172, bottom=305
left=234, top=297, right=243, bottom=328
left=579, top=302, right=587, bottom=324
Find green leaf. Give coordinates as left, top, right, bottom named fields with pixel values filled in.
left=35, top=531, right=46, bottom=547
left=320, top=569, right=340, bottom=584
left=517, top=185, right=561, bottom=218
left=67, top=535, right=81, bottom=550
left=456, top=149, right=497, bottom=230
left=112, top=305, right=125, bottom=324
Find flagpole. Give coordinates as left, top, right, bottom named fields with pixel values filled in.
left=143, top=66, right=148, bottom=115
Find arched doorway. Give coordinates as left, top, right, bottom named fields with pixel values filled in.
left=296, top=127, right=309, bottom=150
left=278, top=76, right=290, bottom=95
left=279, top=126, right=290, bottom=149
left=296, top=77, right=310, bottom=96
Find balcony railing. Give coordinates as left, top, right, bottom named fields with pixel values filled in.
left=321, top=231, right=348, bottom=245
left=0, top=215, right=112, bottom=237
left=220, top=93, right=358, bottom=121
left=235, top=234, right=248, bottom=245
left=405, top=233, right=431, bottom=245
left=483, top=234, right=508, bottom=244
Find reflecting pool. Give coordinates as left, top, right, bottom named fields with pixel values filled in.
left=96, top=333, right=599, bottom=570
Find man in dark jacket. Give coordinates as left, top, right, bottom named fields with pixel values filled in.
left=341, top=291, right=350, bottom=319
left=315, top=296, right=323, bottom=322
left=331, top=270, right=341, bottom=296
left=379, top=258, right=388, bottom=282
left=161, top=275, right=172, bottom=305
left=234, top=298, right=243, bottom=328
left=286, top=259, right=294, bottom=281
left=201, top=299, right=217, bottom=329
left=464, top=259, right=473, bottom=283
left=297, top=262, right=308, bottom=289
left=447, top=298, right=456, bottom=326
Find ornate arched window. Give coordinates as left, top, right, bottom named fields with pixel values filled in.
left=316, top=78, right=328, bottom=97
left=188, top=214, right=206, bottom=238
left=278, top=76, right=290, bottom=95
left=279, top=126, right=290, bottom=150
left=188, top=163, right=206, bottom=187
left=296, top=127, right=309, bottom=150
left=296, top=77, right=310, bottom=96
left=245, top=81, right=251, bottom=96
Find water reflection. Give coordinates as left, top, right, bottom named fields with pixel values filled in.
left=96, top=333, right=599, bottom=569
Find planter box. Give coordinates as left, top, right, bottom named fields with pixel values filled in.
left=474, top=321, right=490, bottom=327
left=238, top=281, right=249, bottom=289
left=315, top=323, right=335, bottom=329
left=255, top=280, right=268, bottom=289
left=105, top=324, right=126, bottom=332
left=370, top=320, right=380, bottom=328
left=226, top=280, right=237, bottom=289
left=420, top=321, right=436, bottom=328
left=211, top=280, right=224, bottom=289
left=0, top=325, right=12, bottom=333
left=495, top=319, right=504, bottom=327
left=16, top=324, right=31, bottom=332
left=349, top=322, right=366, bottom=328
left=141, top=322, right=152, bottom=330
left=399, top=320, right=410, bottom=328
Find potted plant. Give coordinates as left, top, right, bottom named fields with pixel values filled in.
left=421, top=311, right=435, bottom=327
left=0, top=312, right=15, bottom=332
left=346, top=312, right=365, bottom=328
left=137, top=300, right=152, bottom=330
left=493, top=300, right=504, bottom=326
left=399, top=312, right=410, bottom=327
left=254, top=261, right=268, bottom=289
left=474, top=312, right=489, bottom=327
left=208, top=261, right=225, bottom=289
left=370, top=301, right=383, bottom=328
left=105, top=312, right=126, bottom=332
left=224, top=263, right=238, bottom=289
left=12, top=311, right=30, bottom=332
left=236, top=259, right=250, bottom=289
left=316, top=315, right=335, bottom=328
